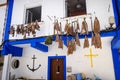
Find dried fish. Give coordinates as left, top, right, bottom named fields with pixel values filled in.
left=81, top=18, right=88, bottom=34
left=9, top=26, right=15, bottom=37
left=75, top=33, right=80, bottom=46
left=58, top=37, right=63, bottom=49
left=94, top=17, right=100, bottom=34
left=83, top=36, right=89, bottom=48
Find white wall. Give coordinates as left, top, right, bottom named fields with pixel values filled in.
left=8, top=0, right=115, bottom=80
left=9, top=0, right=115, bottom=40
left=0, top=5, right=6, bottom=44
left=10, top=37, right=115, bottom=80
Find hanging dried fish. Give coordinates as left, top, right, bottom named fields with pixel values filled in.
left=72, top=39, right=76, bottom=51
left=58, top=36, right=63, bottom=49
left=34, top=20, right=40, bottom=30
left=9, top=26, right=15, bottom=37
left=66, top=24, right=72, bottom=35
left=20, top=24, right=25, bottom=35
left=54, top=20, right=60, bottom=34
left=16, top=25, right=21, bottom=34
left=91, top=33, right=95, bottom=46
left=67, top=41, right=73, bottom=55
left=83, top=36, right=89, bottom=48
left=75, top=19, right=80, bottom=32
left=56, top=33, right=59, bottom=42
left=81, top=18, right=88, bottom=34
left=94, top=33, right=102, bottom=49
left=75, top=32, right=80, bottom=46
left=71, top=24, right=76, bottom=36
left=94, top=17, right=100, bottom=34
left=59, top=22, right=62, bottom=35
left=64, top=20, right=69, bottom=32
left=23, top=34, right=26, bottom=39
left=27, top=23, right=32, bottom=35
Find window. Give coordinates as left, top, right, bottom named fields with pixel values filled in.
left=25, top=6, right=41, bottom=24
left=66, top=0, right=87, bottom=17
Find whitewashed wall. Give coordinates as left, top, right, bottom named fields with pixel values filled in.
left=8, top=0, right=115, bottom=80
left=0, top=1, right=6, bottom=44
left=10, top=37, right=115, bottom=80
left=9, top=0, right=115, bottom=39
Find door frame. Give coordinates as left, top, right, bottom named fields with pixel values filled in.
left=48, top=56, right=66, bottom=80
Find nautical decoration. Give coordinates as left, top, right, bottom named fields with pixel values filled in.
left=11, top=59, right=20, bottom=69
left=27, top=55, right=41, bottom=72
left=84, top=48, right=99, bottom=68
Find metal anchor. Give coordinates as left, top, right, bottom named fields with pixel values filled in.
left=27, top=55, right=41, bottom=72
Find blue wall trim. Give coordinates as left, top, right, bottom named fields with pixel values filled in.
left=4, top=0, right=14, bottom=41
left=31, top=42, right=48, bottom=52
left=2, top=0, right=14, bottom=55
left=8, top=31, right=116, bottom=45
left=111, top=48, right=120, bottom=80
left=2, top=43, right=23, bottom=57
left=112, top=0, right=119, bottom=28
left=48, top=56, right=66, bottom=80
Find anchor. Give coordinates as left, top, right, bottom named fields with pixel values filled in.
left=27, top=55, right=41, bottom=72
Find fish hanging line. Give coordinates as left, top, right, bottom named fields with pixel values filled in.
left=10, top=21, right=44, bottom=28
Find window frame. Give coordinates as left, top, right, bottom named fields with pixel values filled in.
left=23, top=2, right=42, bottom=24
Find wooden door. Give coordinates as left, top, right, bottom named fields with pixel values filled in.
left=50, top=59, right=64, bottom=80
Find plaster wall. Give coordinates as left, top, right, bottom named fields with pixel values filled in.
left=9, top=0, right=115, bottom=39
left=11, top=37, right=115, bottom=80
left=0, top=5, right=6, bottom=44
